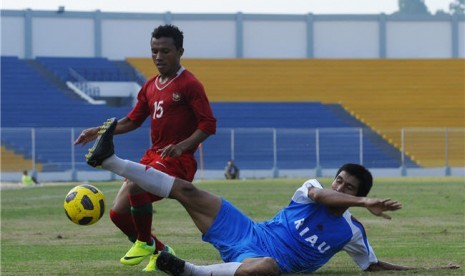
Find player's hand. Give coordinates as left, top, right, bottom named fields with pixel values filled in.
left=423, top=262, right=461, bottom=271
left=365, top=198, right=402, bottom=219
left=432, top=262, right=460, bottom=270
left=158, top=144, right=183, bottom=158
left=74, top=127, right=100, bottom=146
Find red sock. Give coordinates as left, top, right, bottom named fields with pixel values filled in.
left=110, top=207, right=165, bottom=250
left=129, top=192, right=154, bottom=244
left=153, top=234, right=165, bottom=252
left=109, top=209, right=137, bottom=242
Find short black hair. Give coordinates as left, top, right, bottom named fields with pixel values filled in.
left=151, top=24, right=184, bottom=50
left=335, top=163, right=373, bottom=197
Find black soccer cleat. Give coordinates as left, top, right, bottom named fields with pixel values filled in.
left=156, top=251, right=186, bottom=276
left=85, top=118, right=117, bottom=168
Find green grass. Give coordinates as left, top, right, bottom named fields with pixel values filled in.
left=1, top=177, right=464, bottom=275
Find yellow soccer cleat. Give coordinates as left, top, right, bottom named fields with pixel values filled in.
left=120, top=239, right=155, bottom=266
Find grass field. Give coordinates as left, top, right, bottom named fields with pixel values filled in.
left=1, top=177, right=464, bottom=275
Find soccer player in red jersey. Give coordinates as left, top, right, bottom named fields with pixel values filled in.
left=74, top=24, right=216, bottom=271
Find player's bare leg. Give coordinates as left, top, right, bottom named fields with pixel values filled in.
left=112, top=181, right=131, bottom=214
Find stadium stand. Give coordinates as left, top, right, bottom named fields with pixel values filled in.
left=128, top=58, right=464, bottom=167
left=2, top=57, right=461, bottom=171
left=0, top=56, right=130, bottom=128
left=0, top=56, right=135, bottom=171
left=201, top=102, right=412, bottom=169
left=1, top=146, right=42, bottom=172
left=35, top=57, right=136, bottom=82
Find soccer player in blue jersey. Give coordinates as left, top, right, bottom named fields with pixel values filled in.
left=86, top=118, right=459, bottom=275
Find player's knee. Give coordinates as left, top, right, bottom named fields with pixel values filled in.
left=259, top=257, right=280, bottom=275
left=172, top=179, right=197, bottom=195
left=126, top=179, right=146, bottom=194
left=237, top=258, right=279, bottom=276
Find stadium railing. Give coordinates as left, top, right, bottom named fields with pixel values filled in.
left=1, top=127, right=463, bottom=181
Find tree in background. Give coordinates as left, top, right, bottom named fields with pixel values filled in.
left=395, top=0, right=430, bottom=14
left=449, top=0, right=465, bottom=14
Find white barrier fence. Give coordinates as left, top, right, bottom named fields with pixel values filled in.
left=1, top=127, right=464, bottom=182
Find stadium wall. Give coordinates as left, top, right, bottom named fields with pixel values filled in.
left=1, top=9, right=464, bottom=59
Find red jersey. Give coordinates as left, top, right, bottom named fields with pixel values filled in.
left=127, top=67, right=216, bottom=154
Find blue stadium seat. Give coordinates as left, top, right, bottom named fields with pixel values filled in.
left=35, top=57, right=137, bottom=82
left=1, top=56, right=141, bottom=171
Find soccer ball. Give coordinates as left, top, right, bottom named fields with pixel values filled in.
left=64, top=184, right=105, bottom=225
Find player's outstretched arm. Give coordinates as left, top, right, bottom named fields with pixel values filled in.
left=309, top=188, right=402, bottom=217
left=366, top=260, right=460, bottom=272
left=309, top=187, right=366, bottom=207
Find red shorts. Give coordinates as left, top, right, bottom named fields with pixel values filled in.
left=138, top=149, right=197, bottom=202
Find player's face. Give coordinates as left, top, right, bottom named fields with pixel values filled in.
left=331, top=171, right=360, bottom=196
left=151, top=37, right=183, bottom=78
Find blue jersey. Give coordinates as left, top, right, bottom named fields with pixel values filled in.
left=202, top=179, right=378, bottom=273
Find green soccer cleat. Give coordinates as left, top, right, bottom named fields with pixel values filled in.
left=155, top=251, right=186, bottom=276
left=142, top=245, right=176, bottom=272
left=120, top=239, right=155, bottom=266
left=85, top=117, right=117, bottom=168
